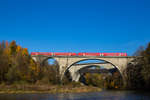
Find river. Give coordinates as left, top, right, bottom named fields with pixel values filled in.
left=0, top=90, right=150, bottom=100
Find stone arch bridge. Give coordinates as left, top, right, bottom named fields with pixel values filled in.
left=31, top=55, right=135, bottom=82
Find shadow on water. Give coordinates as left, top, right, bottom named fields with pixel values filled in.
left=0, top=91, right=150, bottom=100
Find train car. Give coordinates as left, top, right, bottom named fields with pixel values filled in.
left=31, top=52, right=39, bottom=55
left=78, top=53, right=100, bottom=56
left=53, top=52, right=76, bottom=56
left=101, top=53, right=127, bottom=56
left=120, top=53, right=127, bottom=56
left=31, top=52, right=53, bottom=56
left=38, top=52, right=53, bottom=56
left=102, top=53, right=118, bottom=56
left=78, top=53, right=127, bottom=56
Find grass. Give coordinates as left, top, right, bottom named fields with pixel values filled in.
left=0, top=84, right=102, bottom=94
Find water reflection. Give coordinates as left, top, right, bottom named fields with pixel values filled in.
left=0, top=91, right=150, bottom=100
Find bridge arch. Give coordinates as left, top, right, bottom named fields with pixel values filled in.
left=78, top=64, right=112, bottom=74
left=42, top=57, right=59, bottom=66
left=63, top=58, right=123, bottom=82
left=41, top=57, right=60, bottom=75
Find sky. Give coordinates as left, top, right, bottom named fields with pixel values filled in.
left=0, top=0, right=150, bottom=55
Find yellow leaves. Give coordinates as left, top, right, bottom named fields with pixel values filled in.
left=16, top=46, right=22, bottom=53
left=110, top=81, right=115, bottom=88
left=30, top=59, right=36, bottom=71
left=115, top=86, right=118, bottom=89
left=22, top=48, right=29, bottom=56
left=8, top=41, right=29, bottom=56
left=3, top=46, right=10, bottom=55
left=16, top=45, right=29, bottom=57
left=9, top=40, right=17, bottom=55
left=30, top=59, right=40, bottom=76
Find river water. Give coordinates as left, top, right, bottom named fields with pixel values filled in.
left=0, top=90, right=150, bottom=100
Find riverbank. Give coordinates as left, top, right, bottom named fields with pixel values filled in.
left=0, top=84, right=101, bottom=94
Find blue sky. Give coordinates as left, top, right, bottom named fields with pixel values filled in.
left=0, top=0, right=150, bottom=55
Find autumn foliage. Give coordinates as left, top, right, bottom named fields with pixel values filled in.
left=0, top=40, right=43, bottom=84
left=84, top=71, right=122, bottom=89
left=126, top=43, right=150, bottom=90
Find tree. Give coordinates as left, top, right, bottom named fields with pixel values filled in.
left=126, top=42, right=150, bottom=90
left=133, top=46, right=144, bottom=56
left=0, top=41, right=9, bottom=83
left=9, top=40, right=17, bottom=55
left=141, top=43, right=150, bottom=89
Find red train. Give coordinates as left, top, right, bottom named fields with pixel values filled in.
left=31, top=52, right=127, bottom=56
